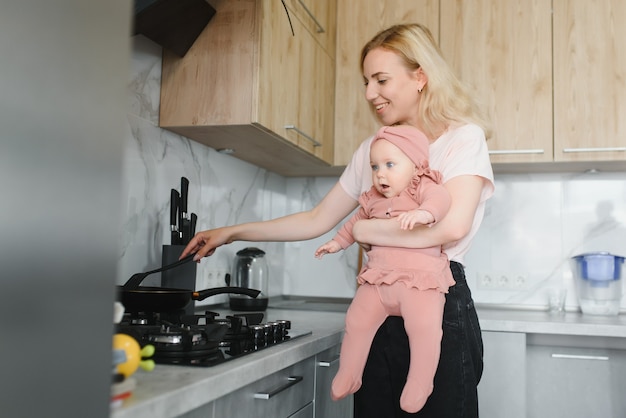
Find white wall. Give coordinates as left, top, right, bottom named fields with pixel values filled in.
left=283, top=171, right=626, bottom=312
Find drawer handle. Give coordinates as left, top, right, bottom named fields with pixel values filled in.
left=284, top=125, right=321, bottom=147
left=563, top=147, right=626, bottom=153
left=297, top=0, right=325, bottom=33
left=488, top=149, right=545, bottom=155
left=253, top=376, right=304, bottom=400
left=317, top=355, right=340, bottom=367
left=551, top=353, right=609, bottom=361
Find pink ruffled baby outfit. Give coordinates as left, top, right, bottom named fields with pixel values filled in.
left=331, top=125, right=454, bottom=413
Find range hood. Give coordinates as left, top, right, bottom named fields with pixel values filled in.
left=133, top=0, right=216, bottom=56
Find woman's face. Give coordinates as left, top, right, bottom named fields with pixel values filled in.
left=362, top=47, right=423, bottom=128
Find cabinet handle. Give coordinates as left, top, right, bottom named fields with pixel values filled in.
left=284, top=125, right=321, bottom=147
left=296, top=0, right=325, bottom=33
left=317, top=355, right=340, bottom=367
left=563, top=147, right=626, bottom=153
left=551, top=353, right=609, bottom=361
left=488, top=149, right=545, bottom=155
left=253, top=376, right=304, bottom=400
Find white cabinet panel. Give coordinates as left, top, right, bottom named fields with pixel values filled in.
left=479, top=331, right=526, bottom=418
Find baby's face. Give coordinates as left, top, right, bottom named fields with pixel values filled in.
left=370, top=139, right=416, bottom=198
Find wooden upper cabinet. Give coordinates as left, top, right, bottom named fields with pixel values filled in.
left=159, top=0, right=338, bottom=177
left=284, top=0, right=336, bottom=58
left=334, top=1, right=439, bottom=166
left=440, top=0, right=553, bottom=164
left=553, top=0, right=626, bottom=162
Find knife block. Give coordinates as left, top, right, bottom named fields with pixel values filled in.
left=161, top=244, right=197, bottom=314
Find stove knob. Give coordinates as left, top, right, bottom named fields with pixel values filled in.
left=275, top=320, right=290, bottom=338
left=267, top=322, right=282, bottom=343
left=249, top=325, right=266, bottom=347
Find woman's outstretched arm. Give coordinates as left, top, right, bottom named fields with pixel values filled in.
left=181, top=182, right=359, bottom=261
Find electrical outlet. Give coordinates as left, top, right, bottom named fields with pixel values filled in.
left=477, top=271, right=528, bottom=290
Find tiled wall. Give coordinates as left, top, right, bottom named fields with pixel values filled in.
left=119, top=36, right=288, bottom=305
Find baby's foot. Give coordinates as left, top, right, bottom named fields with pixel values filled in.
left=330, top=373, right=361, bottom=400
left=399, top=379, right=430, bottom=413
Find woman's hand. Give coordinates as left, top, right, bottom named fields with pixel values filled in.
left=180, top=226, right=234, bottom=262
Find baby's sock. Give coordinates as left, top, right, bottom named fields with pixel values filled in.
left=330, top=371, right=362, bottom=401
left=399, top=377, right=430, bottom=413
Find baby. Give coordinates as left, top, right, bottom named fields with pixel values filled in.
left=315, top=125, right=455, bottom=413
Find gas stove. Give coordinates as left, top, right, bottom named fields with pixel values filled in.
left=116, top=310, right=311, bottom=367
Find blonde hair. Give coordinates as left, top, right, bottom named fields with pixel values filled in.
left=361, top=24, right=491, bottom=139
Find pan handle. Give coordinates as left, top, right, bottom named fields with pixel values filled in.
left=194, top=286, right=261, bottom=301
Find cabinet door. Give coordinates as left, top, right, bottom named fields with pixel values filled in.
left=314, top=345, right=353, bottom=418
left=440, top=0, right=553, bottom=163
left=334, top=1, right=439, bottom=166
left=258, top=0, right=301, bottom=144
left=289, top=402, right=314, bottom=418
left=290, top=24, right=335, bottom=164
left=478, top=331, right=526, bottom=418
left=259, top=0, right=334, bottom=165
left=213, top=356, right=315, bottom=418
left=553, top=0, right=626, bottom=161
left=527, top=335, right=626, bottom=417
left=177, top=402, right=215, bottom=418
left=284, top=0, right=336, bottom=57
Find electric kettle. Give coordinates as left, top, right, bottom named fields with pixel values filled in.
left=229, top=247, right=269, bottom=311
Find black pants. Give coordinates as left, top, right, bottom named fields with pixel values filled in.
left=353, top=261, right=484, bottom=417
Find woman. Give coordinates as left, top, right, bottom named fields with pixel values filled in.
left=182, top=24, right=494, bottom=417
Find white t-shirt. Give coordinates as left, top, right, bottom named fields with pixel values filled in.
left=339, top=123, right=495, bottom=265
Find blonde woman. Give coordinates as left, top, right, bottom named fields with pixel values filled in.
left=183, top=24, right=494, bottom=417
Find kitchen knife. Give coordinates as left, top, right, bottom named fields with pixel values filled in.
left=180, top=177, right=189, bottom=243
left=170, top=189, right=180, bottom=245
left=189, top=213, right=197, bottom=240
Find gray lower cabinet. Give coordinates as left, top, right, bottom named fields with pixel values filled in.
left=290, top=402, right=314, bottom=418
left=314, top=345, right=353, bottom=418
left=527, top=334, right=626, bottom=418
left=178, top=402, right=215, bottom=418
left=213, top=356, right=315, bottom=418
left=478, top=331, right=526, bottom=418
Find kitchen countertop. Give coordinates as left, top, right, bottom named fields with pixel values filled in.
left=111, top=307, right=346, bottom=418
left=111, top=303, right=626, bottom=418
left=477, top=305, right=626, bottom=338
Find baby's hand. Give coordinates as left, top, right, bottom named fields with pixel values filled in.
left=315, top=240, right=342, bottom=259
left=397, top=209, right=435, bottom=230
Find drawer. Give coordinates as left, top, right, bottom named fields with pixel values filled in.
left=289, top=402, right=313, bottom=418
left=214, top=356, right=315, bottom=418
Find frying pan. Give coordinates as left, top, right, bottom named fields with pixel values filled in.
left=118, top=286, right=261, bottom=312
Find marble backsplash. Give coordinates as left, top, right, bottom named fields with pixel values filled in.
left=120, top=35, right=626, bottom=310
